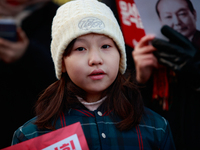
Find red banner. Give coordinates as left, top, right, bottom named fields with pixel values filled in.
left=3, top=122, right=89, bottom=150
left=116, top=0, right=145, bottom=48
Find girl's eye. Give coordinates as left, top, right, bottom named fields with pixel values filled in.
left=102, top=45, right=110, bottom=49
left=76, top=47, right=86, bottom=51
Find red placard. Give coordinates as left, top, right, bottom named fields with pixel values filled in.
left=116, top=0, right=145, bottom=48
left=2, top=122, right=89, bottom=150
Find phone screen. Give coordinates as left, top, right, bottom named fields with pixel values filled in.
left=0, top=19, right=17, bottom=42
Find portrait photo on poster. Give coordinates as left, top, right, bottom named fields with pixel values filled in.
left=134, top=0, right=200, bottom=41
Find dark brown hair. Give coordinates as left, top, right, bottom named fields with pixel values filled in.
left=35, top=39, right=144, bottom=131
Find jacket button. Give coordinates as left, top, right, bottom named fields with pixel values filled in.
left=97, top=111, right=102, bottom=116
left=102, top=133, right=106, bottom=138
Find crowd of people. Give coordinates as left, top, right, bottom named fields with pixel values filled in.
left=0, top=0, right=199, bottom=149
left=0, top=0, right=58, bottom=148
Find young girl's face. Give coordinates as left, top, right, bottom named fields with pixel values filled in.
left=62, top=33, right=120, bottom=102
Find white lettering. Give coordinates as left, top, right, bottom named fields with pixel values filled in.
left=43, top=134, right=82, bottom=150
left=78, top=17, right=105, bottom=30
left=119, top=1, right=144, bottom=29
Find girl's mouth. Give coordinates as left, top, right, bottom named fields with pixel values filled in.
left=89, top=69, right=105, bottom=80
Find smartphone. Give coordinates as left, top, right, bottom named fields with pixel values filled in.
left=0, top=18, right=17, bottom=42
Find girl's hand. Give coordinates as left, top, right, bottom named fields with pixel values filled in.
left=132, top=35, right=158, bottom=84
left=0, top=28, right=29, bottom=63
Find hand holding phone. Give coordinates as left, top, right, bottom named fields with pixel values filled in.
left=0, top=26, right=29, bottom=63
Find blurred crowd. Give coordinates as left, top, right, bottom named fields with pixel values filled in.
left=0, top=0, right=58, bottom=148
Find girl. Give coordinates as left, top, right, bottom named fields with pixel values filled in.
left=12, top=0, right=175, bottom=149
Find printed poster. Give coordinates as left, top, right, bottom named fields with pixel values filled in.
left=134, top=0, right=200, bottom=41
left=115, top=0, right=146, bottom=48
left=2, top=122, right=89, bottom=150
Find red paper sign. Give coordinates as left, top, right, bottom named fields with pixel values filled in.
left=116, top=0, right=145, bottom=48
left=2, top=122, right=89, bottom=150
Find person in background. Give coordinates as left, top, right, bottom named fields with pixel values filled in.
left=0, top=0, right=58, bottom=148
left=11, top=0, right=175, bottom=149
left=132, top=0, right=200, bottom=149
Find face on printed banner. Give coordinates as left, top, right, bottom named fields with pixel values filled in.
left=157, top=0, right=196, bottom=39
left=115, top=0, right=145, bottom=48
left=134, top=0, right=200, bottom=41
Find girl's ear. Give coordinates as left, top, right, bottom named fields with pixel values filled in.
left=62, top=59, right=67, bottom=73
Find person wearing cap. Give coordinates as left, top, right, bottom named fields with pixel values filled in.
left=11, top=0, right=175, bottom=149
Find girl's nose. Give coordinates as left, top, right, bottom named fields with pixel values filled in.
left=88, top=50, right=103, bottom=66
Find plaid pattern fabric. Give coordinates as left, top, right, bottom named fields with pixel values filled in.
left=12, top=107, right=175, bottom=150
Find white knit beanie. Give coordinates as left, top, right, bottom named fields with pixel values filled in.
left=51, top=0, right=126, bottom=79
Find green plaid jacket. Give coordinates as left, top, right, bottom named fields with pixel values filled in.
left=12, top=107, right=175, bottom=150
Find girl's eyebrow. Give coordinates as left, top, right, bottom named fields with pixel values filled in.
left=75, top=38, right=87, bottom=42
left=74, top=35, right=113, bottom=46
left=99, top=35, right=111, bottom=41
